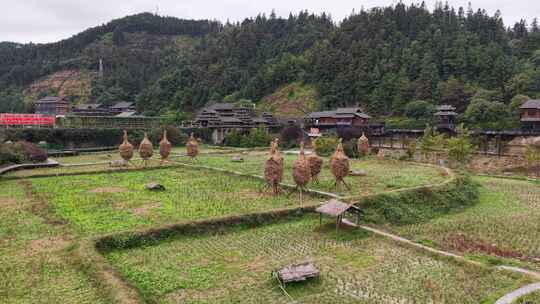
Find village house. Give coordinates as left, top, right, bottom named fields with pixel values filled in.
left=304, top=107, right=371, bottom=129
left=187, top=103, right=279, bottom=144
left=520, top=99, right=540, bottom=131
left=33, top=96, right=70, bottom=116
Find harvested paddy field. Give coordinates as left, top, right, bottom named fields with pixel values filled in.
left=386, top=176, right=540, bottom=271
left=2, top=147, right=539, bottom=303
left=172, top=151, right=450, bottom=197
left=102, top=215, right=528, bottom=304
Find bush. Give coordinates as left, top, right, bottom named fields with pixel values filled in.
left=150, top=125, right=186, bottom=146
left=0, top=141, right=48, bottom=165
left=405, top=100, right=436, bottom=120
left=223, top=130, right=243, bottom=147
left=224, top=128, right=272, bottom=148
left=313, top=136, right=339, bottom=157
left=343, top=139, right=359, bottom=158
left=0, top=144, right=23, bottom=165
left=280, top=126, right=303, bottom=149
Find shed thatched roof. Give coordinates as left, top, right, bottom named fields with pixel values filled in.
left=276, top=262, right=320, bottom=283
left=316, top=199, right=350, bottom=217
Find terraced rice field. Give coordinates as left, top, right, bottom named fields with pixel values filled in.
left=103, top=215, right=527, bottom=304
left=172, top=152, right=449, bottom=197
left=28, top=167, right=319, bottom=235
left=387, top=176, right=540, bottom=271
left=0, top=180, right=110, bottom=304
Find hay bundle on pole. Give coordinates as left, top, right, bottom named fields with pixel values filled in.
left=138, top=132, right=153, bottom=167
left=264, top=138, right=284, bottom=195
left=159, top=130, right=172, bottom=165
left=292, top=141, right=311, bottom=205
left=357, top=132, right=369, bottom=156
left=307, top=139, right=323, bottom=183
left=119, top=130, right=134, bottom=163
left=186, top=133, right=199, bottom=159
left=330, top=139, right=351, bottom=191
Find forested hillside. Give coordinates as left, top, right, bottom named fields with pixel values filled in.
left=1, top=4, right=539, bottom=128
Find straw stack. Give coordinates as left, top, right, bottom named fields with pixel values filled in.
left=357, top=132, right=369, bottom=156
left=119, top=130, right=134, bottom=162
left=293, top=141, right=311, bottom=205
left=307, top=139, right=323, bottom=183
left=159, top=130, right=172, bottom=164
left=186, top=133, right=199, bottom=159
left=138, top=132, right=153, bottom=167
left=330, top=139, right=350, bottom=190
left=264, top=138, right=284, bottom=195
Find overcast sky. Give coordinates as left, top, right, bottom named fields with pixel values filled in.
left=1, top=0, right=539, bottom=44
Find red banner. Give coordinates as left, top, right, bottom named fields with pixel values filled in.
left=0, top=114, right=55, bottom=126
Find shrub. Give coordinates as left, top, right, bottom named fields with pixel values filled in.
left=447, top=125, right=475, bottom=166
left=404, top=138, right=417, bottom=160
left=280, top=126, right=303, bottom=149
left=150, top=125, right=186, bottom=146
left=224, top=128, right=272, bottom=148
left=0, top=144, right=23, bottom=165
left=14, top=141, right=48, bottom=163
left=223, top=130, right=243, bottom=147
left=343, top=139, right=359, bottom=158
left=313, top=136, right=338, bottom=157
left=0, top=141, right=48, bottom=165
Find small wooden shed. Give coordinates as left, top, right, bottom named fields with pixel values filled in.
left=316, top=199, right=363, bottom=232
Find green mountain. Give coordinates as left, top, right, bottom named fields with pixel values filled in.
left=0, top=5, right=539, bottom=128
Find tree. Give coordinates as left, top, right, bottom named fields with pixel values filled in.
left=420, top=126, right=445, bottom=163
left=447, top=124, right=475, bottom=166
left=464, top=98, right=510, bottom=130
left=112, top=27, right=126, bottom=46
left=404, top=100, right=436, bottom=120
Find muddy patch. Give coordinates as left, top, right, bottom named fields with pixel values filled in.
left=444, top=234, right=540, bottom=263
left=25, top=237, right=71, bottom=256
left=89, top=187, right=127, bottom=194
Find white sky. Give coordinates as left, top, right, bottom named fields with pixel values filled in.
left=1, top=0, right=539, bottom=44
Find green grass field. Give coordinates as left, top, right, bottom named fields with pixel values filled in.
left=29, top=168, right=319, bottom=236
left=0, top=180, right=110, bottom=304
left=103, top=215, right=528, bottom=304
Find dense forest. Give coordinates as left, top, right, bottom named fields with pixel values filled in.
left=1, top=3, right=540, bottom=129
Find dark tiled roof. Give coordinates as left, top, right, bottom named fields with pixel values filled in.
left=307, top=109, right=371, bottom=119
left=35, top=96, right=67, bottom=104
left=520, top=100, right=540, bottom=109
left=207, top=103, right=235, bottom=111
left=436, top=105, right=456, bottom=111
left=111, top=102, right=134, bottom=109
left=74, top=103, right=103, bottom=110
left=434, top=111, right=458, bottom=116
left=335, top=107, right=362, bottom=114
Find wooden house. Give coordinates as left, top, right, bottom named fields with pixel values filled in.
left=520, top=99, right=540, bottom=131
left=305, top=107, right=371, bottom=128
left=33, top=96, right=69, bottom=116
